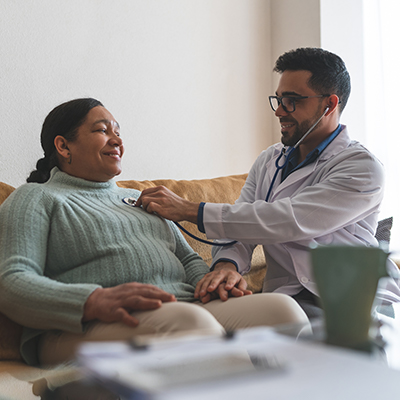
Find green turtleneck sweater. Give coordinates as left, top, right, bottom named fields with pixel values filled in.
left=0, top=168, right=209, bottom=365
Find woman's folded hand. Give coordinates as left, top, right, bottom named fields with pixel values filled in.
left=82, top=282, right=176, bottom=327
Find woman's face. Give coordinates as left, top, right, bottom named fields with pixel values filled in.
left=62, top=106, right=124, bottom=182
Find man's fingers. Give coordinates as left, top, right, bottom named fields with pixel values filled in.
left=195, top=275, right=216, bottom=297
left=217, top=284, right=230, bottom=301
left=195, top=270, right=244, bottom=298
left=236, top=277, right=248, bottom=292
left=136, top=187, right=164, bottom=205
left=206, top=271, right=243, bottom=293
left=136, top=186, right=171, bottom=211
left=224, top=274, right=243, bottom=291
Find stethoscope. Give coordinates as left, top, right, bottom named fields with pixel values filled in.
left=265, top=106, right=329, bottom=202
left=123, top=106, right=329, bottom=247
left=122, top=197, right=236, bottom=246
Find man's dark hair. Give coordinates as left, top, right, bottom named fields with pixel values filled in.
left=274, top=48, right=351, bottom=114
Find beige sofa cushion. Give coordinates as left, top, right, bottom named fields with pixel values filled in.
left=0, top=182, right=15, bottom=204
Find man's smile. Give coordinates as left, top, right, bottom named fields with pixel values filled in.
left=280, top=118, right=297, bottom=132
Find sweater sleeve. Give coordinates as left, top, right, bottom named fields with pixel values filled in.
left=0, top=185, right=100, bottom=333
left=167, top=221, right=209, bottom=287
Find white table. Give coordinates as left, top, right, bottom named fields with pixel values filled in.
left=78, top=326, right=400, bottom=400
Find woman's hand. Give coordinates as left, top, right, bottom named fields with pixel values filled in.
left=194, top=261, right=252, bottom=304
left=82, top=282, right=176, bottom=327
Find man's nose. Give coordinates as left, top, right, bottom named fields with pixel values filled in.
left=275, top=103, right=289, bottom=118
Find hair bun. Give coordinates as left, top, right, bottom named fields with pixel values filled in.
left=27, top=157, right=51, bottom=183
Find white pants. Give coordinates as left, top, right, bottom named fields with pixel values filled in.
left=38, top=293, right=308, bottom=365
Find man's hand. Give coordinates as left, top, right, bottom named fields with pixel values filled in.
left=136, top=186, right=200, bottom=223
left=194, top=261, right=252, bottom=303
left=83, top=282, right=176, bottom=327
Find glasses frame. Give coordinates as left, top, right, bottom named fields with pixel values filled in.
left=269, top=94, right=330, bottom=113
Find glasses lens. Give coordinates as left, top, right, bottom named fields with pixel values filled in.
left=281, top=97, right=295, bottom=113
left=269, top=97, right=279, bottom=111
left=269, top=97, right=296, bottom=113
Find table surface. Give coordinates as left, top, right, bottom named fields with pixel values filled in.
left=78, top=321, right=400, bottom=400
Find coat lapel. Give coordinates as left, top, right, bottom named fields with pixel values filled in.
left=267, top=126, right=351, bottom=202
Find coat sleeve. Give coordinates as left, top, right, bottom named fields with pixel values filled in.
left=205, top=148, right=384, bottom=257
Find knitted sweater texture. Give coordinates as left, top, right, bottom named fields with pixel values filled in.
left=0, top=168, right=209, bottom=364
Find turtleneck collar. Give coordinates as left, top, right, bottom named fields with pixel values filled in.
left=47, top=167, right=117, bottom=191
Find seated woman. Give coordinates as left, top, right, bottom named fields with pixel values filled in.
left=0, top=98, right=308, bottom=367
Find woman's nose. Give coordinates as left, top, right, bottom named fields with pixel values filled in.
left=109, top=131, right=123, bottom=145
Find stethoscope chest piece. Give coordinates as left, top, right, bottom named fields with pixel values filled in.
left=122, top=197, right=137, bottom=207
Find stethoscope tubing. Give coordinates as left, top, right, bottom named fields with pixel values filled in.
left=265, top=146, right=295, bottom=202
left=122, top=197, right=237, bottom=247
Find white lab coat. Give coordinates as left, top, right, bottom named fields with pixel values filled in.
left=203, top=126, right=400, bottom=302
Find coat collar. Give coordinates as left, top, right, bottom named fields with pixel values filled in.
left=266, top=125, right=351, bottom=200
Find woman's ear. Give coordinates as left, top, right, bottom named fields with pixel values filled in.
left=54, top=136, right=71, bottom=162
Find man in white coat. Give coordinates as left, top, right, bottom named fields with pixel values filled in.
left=138, top=48, right=399, bottom=318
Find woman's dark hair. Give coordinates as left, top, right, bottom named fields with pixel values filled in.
left=27, top=98, right=103, bottom=183
left=274, top=48, right=351, bottom=114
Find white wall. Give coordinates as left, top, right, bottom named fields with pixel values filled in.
left=0, top=0, right=273, bottom=188
left=270, top=0, right=321, bottom=142
left=2, top=0, right=356, bottom=190
left=268, top=0, right=368, bottom=147
left=320, top=0, right=366, bottom=143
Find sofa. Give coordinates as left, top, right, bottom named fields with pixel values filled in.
left=0, top=173, right=268, bottom=398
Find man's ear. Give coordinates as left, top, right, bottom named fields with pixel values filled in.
left=54, top=136, right=71, bottom=161
left=325, top=94, right=340, bottom=116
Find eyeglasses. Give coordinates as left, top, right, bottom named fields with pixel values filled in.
left=269, top=94, right=330, bottom=113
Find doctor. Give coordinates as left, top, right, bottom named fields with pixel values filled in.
left=137, top=48, right=398, bottom=318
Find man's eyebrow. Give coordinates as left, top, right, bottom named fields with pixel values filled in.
left=278, top=91, right=303, bottom=97
left=92, top=119, right=120, bottom=129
